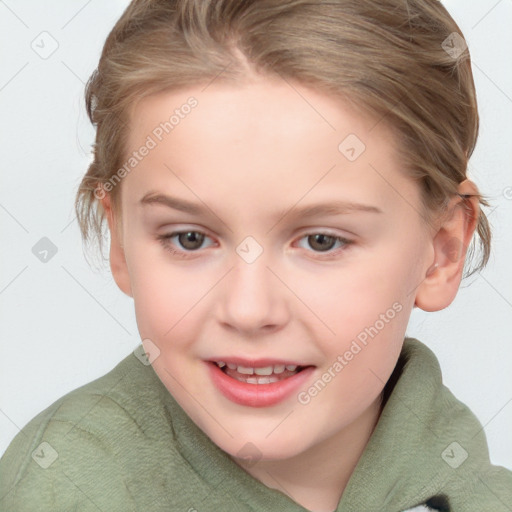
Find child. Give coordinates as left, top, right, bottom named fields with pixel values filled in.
left=1, top=0, right=511, bottom=511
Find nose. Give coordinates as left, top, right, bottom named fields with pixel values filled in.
left=217, top=249, right=290, bottom=337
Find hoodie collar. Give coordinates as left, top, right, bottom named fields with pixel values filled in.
left=336, top=337, right=493, bottom=511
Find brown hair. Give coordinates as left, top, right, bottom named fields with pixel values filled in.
left=75, top=0, right=491, bottom=276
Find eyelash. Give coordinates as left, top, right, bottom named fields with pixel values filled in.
left=156, top=230, right=354, bottom=260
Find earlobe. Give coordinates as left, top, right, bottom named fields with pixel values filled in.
left=414, top=180, right=479, bottom=312
left=99, top=190, right=133, bottom=298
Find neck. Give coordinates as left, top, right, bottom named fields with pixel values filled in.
left=235, top=393, right=384, bottom=512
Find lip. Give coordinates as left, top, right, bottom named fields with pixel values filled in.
left=207, top=361, right=315, bottom=408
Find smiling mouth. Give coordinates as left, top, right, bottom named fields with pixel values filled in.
left=213, top=361, right=309, bottom=384
left=208, top=360, right=316, bottom=407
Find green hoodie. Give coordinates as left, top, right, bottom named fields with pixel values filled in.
left=1, top=338, right=510, bottom=511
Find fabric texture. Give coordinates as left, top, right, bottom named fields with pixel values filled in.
left=1, top=337, right=511, bottom=511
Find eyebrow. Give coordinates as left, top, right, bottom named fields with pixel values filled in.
left=139, top=192, right=383, bottom=220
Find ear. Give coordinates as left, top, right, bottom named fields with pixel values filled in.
left=99, top=189, right=133, bottom=298
left=414, top=180, right=480, bottom=312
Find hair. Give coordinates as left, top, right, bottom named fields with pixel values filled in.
left=75, top=0, right=491, bottom=277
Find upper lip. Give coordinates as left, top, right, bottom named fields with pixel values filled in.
left=206, top=357, right=312, bottom=367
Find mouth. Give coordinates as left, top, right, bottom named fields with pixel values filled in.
left=206, top=359, right=315, bottom=407
left=214, top=360, right=309, bottom=384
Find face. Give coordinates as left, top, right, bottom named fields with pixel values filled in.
left=112, top=76, right=435, bottom=462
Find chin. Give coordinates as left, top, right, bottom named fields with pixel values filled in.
left=214, top=431, right=310, bottom=463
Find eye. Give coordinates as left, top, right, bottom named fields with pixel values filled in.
left=296, top=232, right=353, bottom=257
left=156, top=230, right=214, bottom=258
left=156, top=230, right=354, bottom=259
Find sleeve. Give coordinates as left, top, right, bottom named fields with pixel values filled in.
left=0, top=398, right=138, bottom=512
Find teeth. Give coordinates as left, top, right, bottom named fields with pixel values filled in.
left=216, top=361, right=301, bottom=375
left=254, top=366, right=273, bottom=376
left=244, top=376, right=280, bottom=384
left=273, top=365, right=285, bottom=374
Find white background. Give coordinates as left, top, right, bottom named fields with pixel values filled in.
left=1, top=0, right=511, bottom=471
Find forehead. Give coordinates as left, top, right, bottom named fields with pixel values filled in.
left=121, top=78, right=417, bottom=218
left=127, top=77, right=386, bottom=153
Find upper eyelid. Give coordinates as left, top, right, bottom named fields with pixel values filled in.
left=161, top=228, right=353, bottom=249
left=162, top=227, right=352, bottom=238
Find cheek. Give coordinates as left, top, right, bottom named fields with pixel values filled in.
left=315, top=244, right=418, bottom=380
left=316, top=253, right=409, bottom=339
left=126, top=246, right=199, bottom=341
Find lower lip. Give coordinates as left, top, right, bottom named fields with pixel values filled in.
left=207, top=362, right=315, bottom=407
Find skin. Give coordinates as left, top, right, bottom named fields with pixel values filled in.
left=100, top=75, right=479, bottom=512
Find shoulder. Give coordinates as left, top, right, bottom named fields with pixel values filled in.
left=406, top=338, right=512, bottom=509
left=0, top=349, right=182, bottom=511
left=375, top=338, right=512, bottom=510
left=451, top=462, right=512, bottom=510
